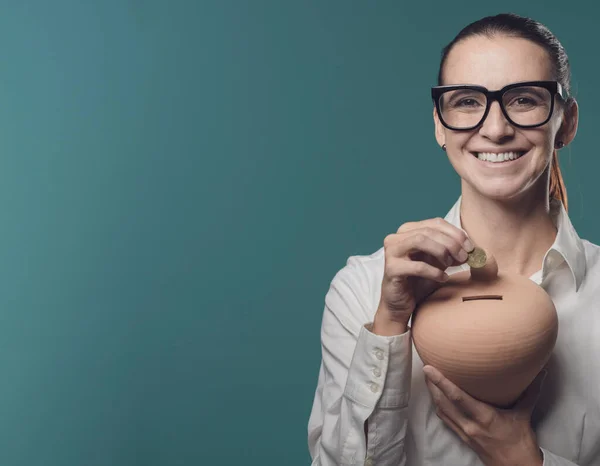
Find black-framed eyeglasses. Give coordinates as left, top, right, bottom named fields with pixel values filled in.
left=431, top=81, right=568, bottom=131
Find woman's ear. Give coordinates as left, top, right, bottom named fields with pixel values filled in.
left=433, top=106, right=446, bottom=148
left=558, top=99, right=579, bottom=146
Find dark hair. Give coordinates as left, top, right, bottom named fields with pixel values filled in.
left=438, top=13, right=573, bottom=211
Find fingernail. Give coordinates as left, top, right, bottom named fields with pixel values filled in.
left=463, top=238, right=474, bottom=252
left=458, top=249, right=468, bottom=262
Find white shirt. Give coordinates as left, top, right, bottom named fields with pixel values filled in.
left=308, top=196, right=600, bottom=466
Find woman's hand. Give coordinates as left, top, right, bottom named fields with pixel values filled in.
left=423, top=365, right=547, bottom=466
left=373, top=218, right=473, bottom=335
left=423, top=366, right=546, bottom=466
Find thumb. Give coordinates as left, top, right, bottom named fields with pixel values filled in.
left=514, top=369, right=547, bottom=415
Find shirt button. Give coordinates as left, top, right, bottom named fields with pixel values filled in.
left=365, top=458, right=374, bottom=466
left=372, top=367, right=381, bottom=377
left=370, top=382, right=379, bottom=393
left=374, top=349, right=384, bottom=360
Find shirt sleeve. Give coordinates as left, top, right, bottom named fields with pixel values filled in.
left=541, top=449, right=579, bottom=466
left=307, top=256, right=413, bottom=465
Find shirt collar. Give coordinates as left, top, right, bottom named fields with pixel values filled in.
left=443, top=196, right=587, bottom=291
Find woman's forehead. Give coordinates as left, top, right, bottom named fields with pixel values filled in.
left=442, top=36, right=553, bottom=88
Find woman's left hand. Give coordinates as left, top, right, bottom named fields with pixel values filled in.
left=423, top=365, right=547, bottom=466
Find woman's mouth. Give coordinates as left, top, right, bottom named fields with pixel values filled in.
left=472, top=151, right=528, bottom=163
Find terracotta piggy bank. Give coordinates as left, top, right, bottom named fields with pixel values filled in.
left=411, top=249, right=558, bottom=408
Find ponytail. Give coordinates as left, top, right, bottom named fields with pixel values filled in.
left=549, top=149, right=568, bottom=211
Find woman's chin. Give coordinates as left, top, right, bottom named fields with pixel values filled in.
left=468, top=181, right=529, bottom=201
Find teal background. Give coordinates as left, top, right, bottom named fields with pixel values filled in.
left=0, top=1, right=597, bottom=465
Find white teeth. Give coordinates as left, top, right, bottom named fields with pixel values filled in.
left=476, top=152, right=524, bottom=162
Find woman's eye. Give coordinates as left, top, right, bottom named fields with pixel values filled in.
left=509, top=95, right=542, bottom=107
left=516, top=97, right=535, bottom=105
left=457, top=98, right=481, bottom=107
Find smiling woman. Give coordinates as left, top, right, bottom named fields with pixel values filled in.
left=432, top=15, right=578, bottom=210
left=434, top=16, right=575, bottom=209
left=308, top=13, right=600, bottom=466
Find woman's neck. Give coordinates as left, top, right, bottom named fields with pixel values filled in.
left=459, top=183, right=557, bottom=278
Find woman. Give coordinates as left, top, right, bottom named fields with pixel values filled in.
left=308, top=13, right=600, bottom=466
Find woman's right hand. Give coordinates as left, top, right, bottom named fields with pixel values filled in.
left=372, top=217, right=474, bottom=335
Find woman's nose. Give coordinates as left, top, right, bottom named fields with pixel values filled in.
left=478, top=101, right=515, bottom=142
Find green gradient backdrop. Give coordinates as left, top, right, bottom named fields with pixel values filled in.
left=0, top=1, right=597, bottom=465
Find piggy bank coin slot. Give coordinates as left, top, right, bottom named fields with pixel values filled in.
left=462, top=295, right=503, bottom=302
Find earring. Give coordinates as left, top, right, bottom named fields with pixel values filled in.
left=555, top=141, right=565, bottom=149
left=442, top=144, right=447, bottom=151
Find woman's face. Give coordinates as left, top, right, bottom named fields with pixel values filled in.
left=434, top=35, right=577, bottom=201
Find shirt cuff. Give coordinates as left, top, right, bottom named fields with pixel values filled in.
left=343, top=322, right=412, bottom=409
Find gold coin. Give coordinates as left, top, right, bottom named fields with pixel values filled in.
left=467, top=247, right=487, bottom=268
